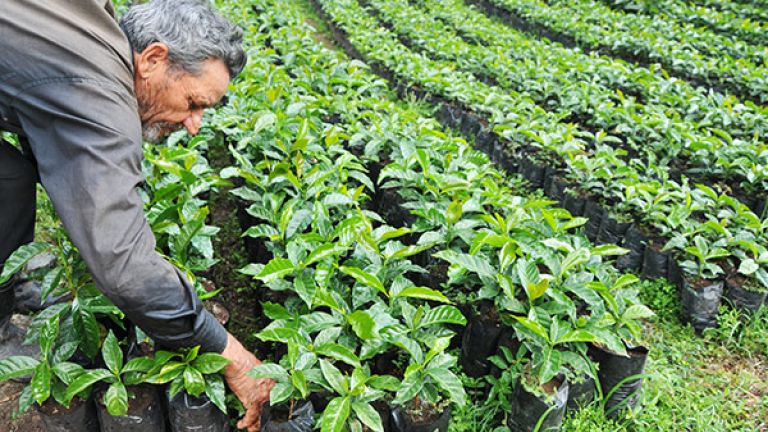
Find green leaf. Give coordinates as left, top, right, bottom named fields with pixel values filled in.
left=102, top=331, right=123, bottom=376
left=31, top=362, right=51, bottom=405
left=269, top=381, right=293, bottom=405
left=121, top=357, right=155, bottom=374
left=72, top=307, right=100, bottom=360
left=291, top=369, right=309, bottom=399
left=183, top=366, right=206, bottom=397
left=346, top=310, right=376, bottom=340
left=254, top=258, right=295, bottom=282
left=242, top=224, right=279, bottom=239
left=204, top=374, right=227, bottom=413
left=513, top=316, right=549, bottom=343
left=559, top=248, right=591, bottom=276
left=247, top=363, right=289, bottom=382
left=315, top=343, right=361, bottom=368
left=539, top=348, right=561, bottom=385
left=622, top=304, right=655, bottom=321
left=320, top=359, right=346, bottom=395
left=555, top=329, right=597, bottom=345
left=294, top=269, right=316, bottom=308
left=591, top=244, right=630, bottom=256
left=0, top=356, right=39, bottom=382
left=339, top=266, right=387, bottom=297
left=145, top=362, right=185, bottom=384
left=304, top=243, right=347, bottom=268
left=612, top=274, right=639, bottom=291
left=395, top=287, right=451, bottom=304
left=352, top=401, right=383, bottom=432
left=64, top=369, right=112, bottom=402
left=433, top=251, right=496, bottom=278
left=393, top=371, right=422, bottom=405
left=51, top=362, right=85, bottom=386
left=39, top=317, right=59, bottom=360
left=0, top=242, right=51, bottom=284
left=418, top=305, right=467, bottom=328
left=425, top=368, right=466, bottom=406
left=738, top=258, right=759, bottom=275
left=105, top=382, right=128, bottom=416
left=321, top=397, right=351, bottom=432
left=191, top=353, right=229, bottom=374
left=39, top=267, right=64, bottom=309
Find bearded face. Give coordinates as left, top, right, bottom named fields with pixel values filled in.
left=132, top=44, right=231, bottom=144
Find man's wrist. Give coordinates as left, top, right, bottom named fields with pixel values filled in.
left=221, top=332, right=260, bottom=377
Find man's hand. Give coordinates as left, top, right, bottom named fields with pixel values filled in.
left=220, top=332, right=274, bottom=432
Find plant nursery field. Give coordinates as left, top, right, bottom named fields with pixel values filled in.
left=1, top=0, right=767, bottom=431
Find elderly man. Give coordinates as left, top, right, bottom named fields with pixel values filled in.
left=0, top=0, right=272, bottom=430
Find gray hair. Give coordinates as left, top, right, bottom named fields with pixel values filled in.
left=120, top=0, right=246, bottom=78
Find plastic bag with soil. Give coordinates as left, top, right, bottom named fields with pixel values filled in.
left=260, top=400, right=314, bottom=432
left=38, top=396, right=99, bottom=432
left=589, top=344, right=648, bottom=418
left=595, top=217, right=630, bottom=246
left=167, top=389, right=229, bottom=432
left=519, top=158, right=546, bottom=189
left=725, top=276, right=767, bottom=314
left=640, top=242, right=669, bottom=280
left=681, top=278, right=723, bottom=332
left=582, top=201, right=605, bottom=242
left=96, top=385, right=166, bottom=432
left=390, top=404, right=450, bottom=432
left=543, top=177, right=567, bottom=205
left=566, top=374, right=595, bottom=411
left=460, top=311, right=502, bottom=377
left=615, top=225, right=645, bottom=272
left=507, top=378, right=569, bottom=432
left=562, top=192, right=586, bottom=217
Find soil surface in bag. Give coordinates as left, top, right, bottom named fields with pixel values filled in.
left=616, top=225, right=645, bottom=272
left=390, top=404, right=451, bottom=432
left=96, top=385, right=166, bottom=432
left=38, top=396, right=99, bottom=432
left=681, top=278, right=724, bottom=332
left=260, top=400, right=314, bottom=432
left=725, top=276, right=767, bottom=314
left=460, top=308, right=502, bottom=377
left=508, top=377, right=568, bottom=432
left=590, top=344, right=648, bottom=418
left=167, top=390, right=229, bottom=432
left=566, top=375, right=596, bottom=411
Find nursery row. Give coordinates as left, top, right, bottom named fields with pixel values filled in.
left=364, top=0, right=768, bottom=206
left=472, top=0, right=768, bottom=104
left=599, top=0, right=768, bottom=47
left=312, top=0, right=768, bottom=329
left=421, top=0, right=768, bottom=147
left=691, top=0, right=768, bottom=22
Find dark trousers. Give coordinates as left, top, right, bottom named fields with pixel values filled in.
left=0, top=138, right=36, bottom=269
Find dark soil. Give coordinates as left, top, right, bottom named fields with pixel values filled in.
left=0, top=381, right=44, bottom=432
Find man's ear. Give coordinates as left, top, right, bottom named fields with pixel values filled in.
left=135, top=42, right=170, bottom=80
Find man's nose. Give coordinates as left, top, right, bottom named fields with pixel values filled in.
left=183, top=110, right=203, bottom=135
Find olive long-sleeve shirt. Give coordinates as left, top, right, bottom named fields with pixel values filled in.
left=0, top=0, right=227, bottom=353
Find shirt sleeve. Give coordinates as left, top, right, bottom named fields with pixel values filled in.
left=12, top=77, right=228, bottom=353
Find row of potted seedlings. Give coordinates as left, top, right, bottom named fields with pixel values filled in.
left=309, top=0, right=768, bottom=331
left=0, top=139, right=233, bottom=431
left=210, top=1, right=657, bottom=430
left=471, top=0, right=768, bottom=104
left=366, top=0, right=768, bottom=209
left=421, top=0, right=768, bottom=154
